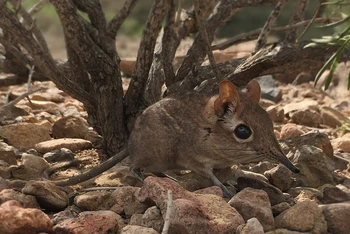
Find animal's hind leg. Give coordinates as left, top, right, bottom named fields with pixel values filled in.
left=130, top=167, right=145, bottom=182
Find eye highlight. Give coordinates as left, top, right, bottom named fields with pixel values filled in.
left=234, top=124, right=252, bottom=140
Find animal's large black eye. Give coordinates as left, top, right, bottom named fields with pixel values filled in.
left=234, top=124, right=252, bottom=140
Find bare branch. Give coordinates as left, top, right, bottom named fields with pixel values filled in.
left=161, top=190, right=173, bottom=234
left=2, top=87, right=45, bottom=109
left=168, top=43, right=347, bottom=94
left=0, top=4, right=94, bottom=104
left=10, top=0, right=52, bottom=58
left=284, top=0, right=309, bottom=43
left=28, top=0, right=48, bottom=16
left=255, top=0, right=289, bottom=52
left=175, top=0, right=279, bottom=82
left=211, top=17, right=335, bottom=51
left=124, top=0, right=171, bottom=120
left=107, top=0, right=139, bottom=39
left=194, top=0, right=220, bottom=79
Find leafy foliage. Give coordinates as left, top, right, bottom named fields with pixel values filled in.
left=305, top=0, right=350, bottom=90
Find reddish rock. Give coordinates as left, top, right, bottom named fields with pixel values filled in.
left=0, top=200, right=53, bottom=234
left=280, top=123, right=305, bottom=139
left=109, top=186, right=150, bottom=218
left=320, top=106, right=348, bottom=128
left=0, top=141, right=17, bottom=165
left=138, top=177, right=244, bottom=234
left=53, top=210, right=119, bottom=234
left=52, top=116, right=90, bottom=139
left=74, top=190, right=112, bottom=211
left=0, top=189, right=39, bottom=208
left=320, top=202, right=350, bottom=234
left=275, top=200, right=327, bottom=233
left=229, top=188, right=274, bottom=231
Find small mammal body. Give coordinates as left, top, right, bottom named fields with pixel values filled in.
left=55, top=80, right=299, bottom=197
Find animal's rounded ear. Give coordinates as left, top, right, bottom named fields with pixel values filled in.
left=214, top=80, right=240, bottom=116
left=246, top=80, right=261, bottom=103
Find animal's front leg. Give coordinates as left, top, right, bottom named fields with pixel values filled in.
left=202, top=168, right=233, bottom=198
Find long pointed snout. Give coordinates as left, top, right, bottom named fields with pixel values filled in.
left=277, top=153, right=300, bottom=173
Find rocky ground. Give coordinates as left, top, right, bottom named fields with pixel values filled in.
left=0, top=41, right=350, bottom=234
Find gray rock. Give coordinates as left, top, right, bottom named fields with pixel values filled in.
left=43, top=148, right=74, bottom=163
left=294, top=145, right=334, bottom=188
left=22, top=181, right=68, bottom=211
left=236, top=218, right=264, bottom=234
left=256, top=75, right=282, bottom=102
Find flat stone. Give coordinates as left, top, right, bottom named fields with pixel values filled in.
left=74, top=190, right=112, bottom=211
left=0, top=123, right=51, bottom=150
left=35, top=138, right=92, bottom=153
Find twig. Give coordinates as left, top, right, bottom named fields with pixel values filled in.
left=161, top=190, right=173, bottom=234
left=2, top=87, right=45, bottom=109
left=194, top=0, right=220, bottom=79
left=254, top=0, right=289, bottom=52
left=297, top=0, right=322, bottom=43
left=26, top=65, right=35, bottom=91
left=211, top=17, right=337, bottom=51
left=28, top=0, right=48, bottom=16
left=107, top=0, right=139, bottom=38
left=284, top=0, right=309, bottom=43
left=175, top=0, right=183, bottom=27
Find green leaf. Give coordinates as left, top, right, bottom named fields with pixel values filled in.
left=314, top=37, right=350, bottom=88
left=324, top=55, right=339, bottom=90
left=320, top=16, right=350, bottom=28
